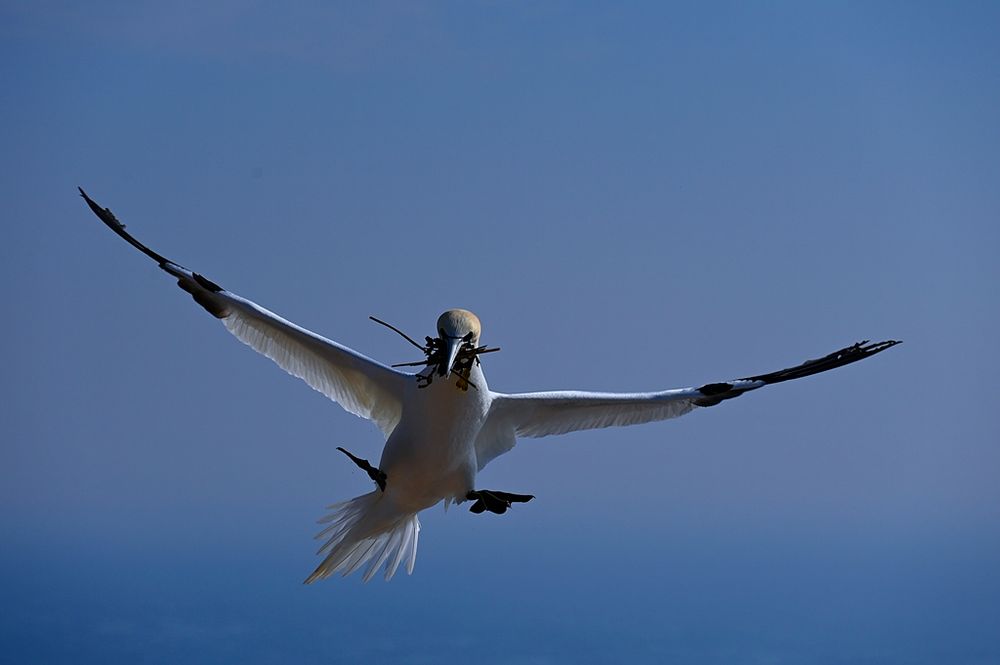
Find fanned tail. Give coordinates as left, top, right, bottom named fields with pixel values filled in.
left=304, top=491, right=420, bottom=583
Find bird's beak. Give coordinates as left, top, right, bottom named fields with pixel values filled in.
left=439, top=337, right=463, bottom=378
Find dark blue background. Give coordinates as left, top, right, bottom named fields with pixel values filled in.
left=3, top=2, right=998, bottom=662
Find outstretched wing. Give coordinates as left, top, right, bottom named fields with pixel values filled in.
left=80, top=188, right=408, bottom=437
left=475, top=340, right=900, bottom=470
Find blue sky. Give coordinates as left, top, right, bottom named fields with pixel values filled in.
left=2, top=2, right=998, bottom=663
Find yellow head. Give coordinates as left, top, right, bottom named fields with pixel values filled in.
left=436, top=309, right=481, bottom=346
left=435, top=309, right=481, bottom=377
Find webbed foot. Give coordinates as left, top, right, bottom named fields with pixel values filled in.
left=466, top=489, right=534, bottom=515
left=337, top=447, right=387, bottom=492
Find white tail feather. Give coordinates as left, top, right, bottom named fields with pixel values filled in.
left=304, top=491, right=421, bottom=584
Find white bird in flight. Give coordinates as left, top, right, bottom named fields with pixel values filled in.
left=80, top=188, right=900, bottom=583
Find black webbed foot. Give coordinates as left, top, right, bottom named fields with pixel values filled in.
left=337, top=447, right=387, bottom=492
left=466, top=490, right=535, bottom=515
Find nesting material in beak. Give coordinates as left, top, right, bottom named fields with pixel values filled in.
left=371, top=309, right=498, bottom=390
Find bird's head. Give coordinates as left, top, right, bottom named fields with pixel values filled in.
left=435, top=309, right=481, bottom=378
left=369, top=309, right=497, bottom=390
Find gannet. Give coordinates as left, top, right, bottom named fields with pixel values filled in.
left=79, top=188, right=901, bottom=583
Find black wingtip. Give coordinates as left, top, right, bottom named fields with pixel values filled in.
left=694, top=338, right=902, bottom=407
left=78, top=186, right=113, bottom=222
left=79, top=186, right=178, bottom=267
left=78, top=187, right=111, bottom=221
left=80, top=187, right=234, bottom=318
left=742, top=338, right=903, bottom=386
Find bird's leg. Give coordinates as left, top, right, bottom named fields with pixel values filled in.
left=336, top=447, right=387, bottom=492
left=466, top=490, right=535, bottom=515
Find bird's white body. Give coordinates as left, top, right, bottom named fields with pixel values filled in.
left=79, top=187, right=900, bottom=584
left=380, top=365, right=490, bottom=513
left=305, top=363, right=494, bottom=583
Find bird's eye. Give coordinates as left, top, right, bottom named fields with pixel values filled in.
left=463, top=332, right=474, bottom=342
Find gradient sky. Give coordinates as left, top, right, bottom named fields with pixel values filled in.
left=2, top=2, right=998, bottom=663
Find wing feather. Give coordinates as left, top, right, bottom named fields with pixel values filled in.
left=80, top=187, right=407, bottom=436
left=219, top=293, right=404, bottom=436
left=477, top=340, right=899, bottom=469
